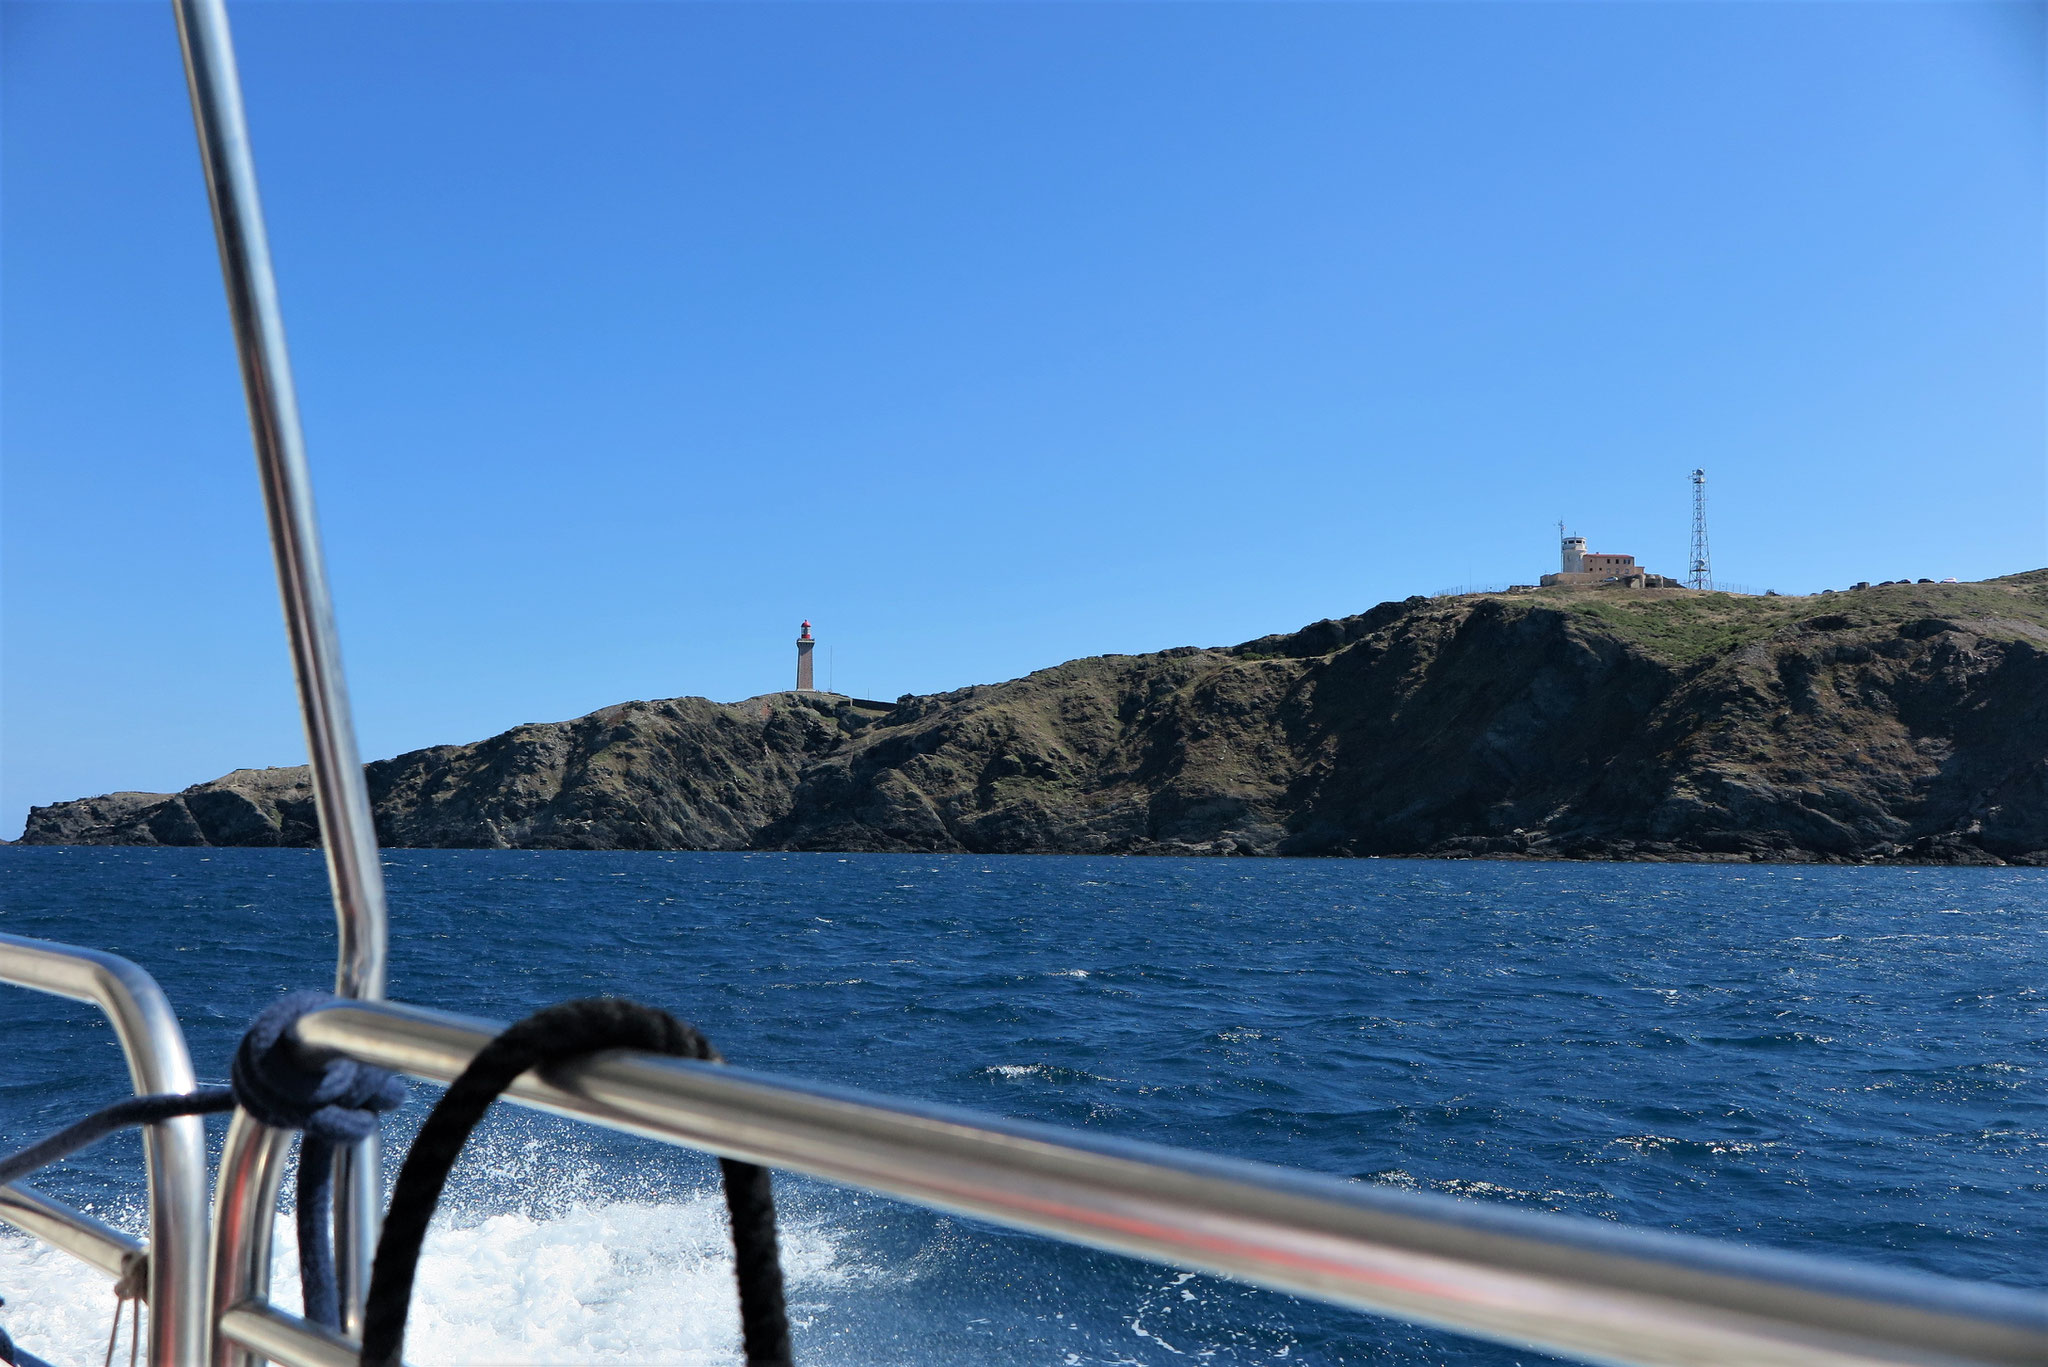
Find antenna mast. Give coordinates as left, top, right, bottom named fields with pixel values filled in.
left=1688, top=468, right=1713, bottom=591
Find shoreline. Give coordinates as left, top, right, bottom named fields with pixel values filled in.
left=5, top=841, right=2039, bottom=869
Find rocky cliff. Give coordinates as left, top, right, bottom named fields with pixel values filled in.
left=22, top=572, right=2048, bottom=864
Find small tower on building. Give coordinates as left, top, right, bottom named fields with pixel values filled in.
left=795, top=621, right=815, bottom=691
left=1559, top=522, right=1586, bottom=574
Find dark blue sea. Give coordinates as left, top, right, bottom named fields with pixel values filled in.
left=0, top=848, right=2041, bottom=1364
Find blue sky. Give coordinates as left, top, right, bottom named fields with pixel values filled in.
left=2, top=1, right=2042, bottom=836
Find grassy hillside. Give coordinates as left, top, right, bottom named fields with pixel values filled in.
left=1506, top=571, right=2048, bottom=665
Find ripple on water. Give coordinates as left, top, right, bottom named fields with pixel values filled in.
left=0, top=848, right=2041, bottom=1363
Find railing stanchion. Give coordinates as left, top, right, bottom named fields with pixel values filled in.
left=0, top=935, right=213, bottom=1365
left=168, top=0, right=390, bottom=1334
left=210, top=1111, right=295, bottom=1367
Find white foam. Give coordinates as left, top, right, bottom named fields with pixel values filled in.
left=0, top=1196, right=843, bottom=1365
left=0, top=1228, right=137, bottom=1364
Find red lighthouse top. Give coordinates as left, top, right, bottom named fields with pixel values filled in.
left=799, top=621, right=812, bottom=641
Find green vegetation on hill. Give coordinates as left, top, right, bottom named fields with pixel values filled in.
left=1495, top=573, right=2048, bottom=665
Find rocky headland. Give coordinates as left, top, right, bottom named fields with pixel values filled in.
left=21, top=571, right=2048, bottom=864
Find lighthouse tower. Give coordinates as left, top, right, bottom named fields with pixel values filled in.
left=795, top=621, right=815, bottom=691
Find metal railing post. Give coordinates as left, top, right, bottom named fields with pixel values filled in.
left=209, top=1111, right=294, bottom=1367
left=168, top=0, right=390, bottom=1334
left=211, top=1110, right=406, bottom=1367
left=0, top=935, right=213, bottom=1365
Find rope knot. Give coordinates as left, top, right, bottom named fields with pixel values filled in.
left=113, top=1251, right=147, bottom=1304
left=231, top=991, right=406, bottom=1141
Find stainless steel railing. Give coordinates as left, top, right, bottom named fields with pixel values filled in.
left=0, top=937, right=380, bottom=1367
left=166, top=0, right=390, bottom=1011
left=168, top=0, right=390, bottom=1331
left=0, top=1183, right=145, bottom=1283
left=209, top=1105, right=392, bottom=1367
left=278, top=997, right=2048, bottom=1367
left=5, top=936, right=2048, bottom=1367
left=212, top=1110, right=300, bottom=1367
left=0, top=934, right=211, bottom=1364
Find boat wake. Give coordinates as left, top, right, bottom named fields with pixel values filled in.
left=0, top=1195, right=846, bottom=1365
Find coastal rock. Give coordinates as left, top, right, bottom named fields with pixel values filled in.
left=22, top=693, right=888, bottom=852
left=20, top=571, right=2048, bottom=865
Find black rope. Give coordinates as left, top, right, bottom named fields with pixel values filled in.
left=0, top=995, right=405, bottom=1344
left=231, top=991, right=407, bottom=1330
left=0, top=1083, right=228, bottom=1367
left=0, top=1090, right=234, bottom=1190
left=360, top=998, right=792, bottom=1367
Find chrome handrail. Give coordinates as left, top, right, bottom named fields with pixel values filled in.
left=217, top=1302, right=364, bottom=1367
left=165, top=0, right=389, bottom=1008
left=288, top=997, right=2048, bottom=1367
left=168, top=0, right=389, bottom=1330
left=0, top=933, right=212, bottom=1364
left=211, top=1111, right=296, bottom=1367
left=0, top=1183, right=145, bottom=1281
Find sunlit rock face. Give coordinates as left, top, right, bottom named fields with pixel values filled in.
left=23, top=572, right=2048, bottom=866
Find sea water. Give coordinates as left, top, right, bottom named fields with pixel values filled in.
left=0, top=848, right=2040, bottom=1365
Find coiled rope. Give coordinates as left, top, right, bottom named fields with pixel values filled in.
left=359, top=998, right=792, bottom=1367
left=231, top=991, right=407, bottom=1329
left=0, top=991, right=405, bottom=1333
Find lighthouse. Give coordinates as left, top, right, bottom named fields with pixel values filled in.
left=795, top=620, right=815, bottom=691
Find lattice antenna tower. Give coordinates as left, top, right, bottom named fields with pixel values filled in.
left=1688, top=468, right=1713, bottom=591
